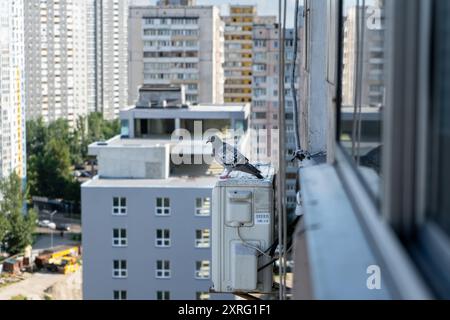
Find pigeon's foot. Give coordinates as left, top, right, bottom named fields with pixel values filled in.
left=219, top=173, right=231, bottom=180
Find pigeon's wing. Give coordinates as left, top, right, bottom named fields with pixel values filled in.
left=217, top=142, right=248, bottom=168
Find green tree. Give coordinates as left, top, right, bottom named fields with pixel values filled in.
left=0, top=173, right=37, bottom=255
left=40, top=138, right=73, bottom=199
left=0, top=212, right=9, bottom=246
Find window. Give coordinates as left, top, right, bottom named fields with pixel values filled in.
left=195, top=260, right=210, bottom=279
left=112, top=229, right=127, bottom=247
left=156, top=198, right=170, bottom=216
left=113, top=290, right=127, bottom=300
left=155, top=229, right=171, bottom=247
left=195, top=197, right=211, bottom=216
left=195, top=229, right=210, bottom=248
left=156, top=260, right=171, bottom=279
left=113, top=260, right=127, bottom=278
left=338, top=0, right=387, bottom=198
left=113, top=197, right=127, bottom=215
left=156, top=291, right=170, bottom=300
left=428, top=0, right=450, bottom=238
left=196, top=292, right=210, bottom=300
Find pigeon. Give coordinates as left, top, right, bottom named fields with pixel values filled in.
left=206, top=135, right=264, bottom=180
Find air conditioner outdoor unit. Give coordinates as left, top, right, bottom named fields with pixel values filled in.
left=211, top=165, right=274, bottom=294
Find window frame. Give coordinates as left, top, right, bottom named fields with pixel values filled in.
left=112, top=260, right=128, bottom=279
left=332, top=0, right=433, bottom=299
left=156, top=260, right=171, bottom=279
left=155, top=197, right=171, bottom=216
left=194, top=260, right=210, bottom=280
left=155, top=229, right=171, bottom=248
left=112, top=197, right=127, bottom=216
left=195, top=197, right=211, bottom=217
left=195, top=229, right=211, bottom=249
left=113, top=290, right=127, bottom=300
left=112, top=228, right=128, bottom=247
left=156, top=291, right=170, bottom=300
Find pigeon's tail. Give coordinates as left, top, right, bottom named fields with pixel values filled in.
left=239, top=163, right=264, bottom=179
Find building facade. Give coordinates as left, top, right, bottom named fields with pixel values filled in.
left=223, top=5, right=257, bottom=104
left=342, top=1, right=386, bottom=108
left=82, top=88, right=248, bottom=300
left=24, top=0, right=89, bottom=127
left=128, top=4, right=224, bottom=105
left=250, top=23, right=302, bottom=211
left=87, top=0, right=129, bottom=120
left=0, top=0, right=26, bottom=180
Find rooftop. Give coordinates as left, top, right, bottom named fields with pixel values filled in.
left=121, top=103, right=250, bottom=120
left=82, top=175, right=218, bottom=189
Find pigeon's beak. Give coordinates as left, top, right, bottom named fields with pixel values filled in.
left=206, top=138, right=212, bottom=144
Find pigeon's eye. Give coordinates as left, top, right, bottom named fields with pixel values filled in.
left=210, top=136, right=215, bottom=143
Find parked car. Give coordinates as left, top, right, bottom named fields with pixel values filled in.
left=56, top=224, right=71, bottom=232
left=47, top=222, right=56, bottom=230
left=80, top=171, right=92, bottom=178
left=38, top=220, right=50, bottom=228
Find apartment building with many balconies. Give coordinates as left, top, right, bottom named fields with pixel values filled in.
left=250, top=23, right=302, bottom=212
left=128, top=4, right=224, bottom=106
left=24, top=0, right=89, bottom=127
left=82, top=86, right=248, bottom=300
left=223, top=5, right=257, bottom=104
left=0, top=0, right=27, bottom=180
left=87, top=0, right=129, bottom=120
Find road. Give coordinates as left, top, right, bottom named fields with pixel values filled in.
left=33, top=234, right=80, bottom=252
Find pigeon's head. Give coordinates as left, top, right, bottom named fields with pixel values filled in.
left=206, top=135, right=220, bottom=146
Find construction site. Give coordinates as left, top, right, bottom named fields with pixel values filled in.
left=0, top=246, right=83, bottom=300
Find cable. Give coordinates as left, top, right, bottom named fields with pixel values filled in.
left=291, top=0, right=302, bottom=159
left=281, top=0, right=288, bottom=301
left=236, top=226, right=271, bottom=258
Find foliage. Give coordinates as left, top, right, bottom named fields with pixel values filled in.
left=26, top=114, right=119, bottom=205
left=0, top=173, right=37, bottom=255
left=10, top=295, right=28, bottom=300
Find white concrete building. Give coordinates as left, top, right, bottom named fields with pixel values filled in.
left=0, top=0, right=26, bottom=180
left=82, top=88, right=248, bottom=300
left=128, top=4, right=224, bottom=105
left=24, top=0, right=89, bottom=127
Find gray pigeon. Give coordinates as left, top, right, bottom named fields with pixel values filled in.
left=206, top=135, right=264, bottom=180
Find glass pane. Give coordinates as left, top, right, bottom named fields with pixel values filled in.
left=121, top=198, right=126, bottom=206
left=114, top=291, right=119, bottom=300
left=428, top=0, right=450, bottom=237
left=121, top=260, right=127, bottom=269
left=157, top=261, right=162, bottom=269
left=121, top=229, right=127, bottom=238
left=164, top=230, right=170, bottom=238
left=164, top=198, right=170, bottom=207
left=114, top=260, right=119, bottom=269
left=196, top=198, right=202, bottom=207
left=113, top=197, right=119, bottom=206
left=113, top=229, right=119, bottom=237
left=157, top=198, right=162, bottom=207
left=339, top=0, right=386, bottom=197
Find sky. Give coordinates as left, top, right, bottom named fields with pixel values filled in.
left=130, top=0, right=297, bottom=27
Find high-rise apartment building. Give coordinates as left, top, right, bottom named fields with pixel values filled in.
left=250, top=23, right=302, bottom=211
left=0, top=0, right=26, bottom=180
left=82, top=87, right=247, bottom=300
left=223, top=5, right=257, bottom=104
left=24, top=0, right=89, bottom=127
left=128, top=4, right=224, bottom=105
left=87, top=0, right=129, bottom=120
left=342, top=1, right=385, bottom=108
